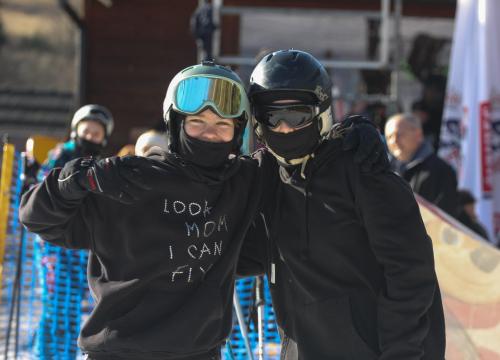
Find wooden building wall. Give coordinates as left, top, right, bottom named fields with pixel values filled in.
left=84, top=0, right=199, bottom=152
left=223, top=0, right=455, bottom=18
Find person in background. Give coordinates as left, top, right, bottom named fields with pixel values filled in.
left=385, top=112, right=458, bottom=217
left=414, top=75, right=447, bottom=151
left=117, top=144, right=136, bottom=157
left=456, top=189, right=490, bottom=241
left=359, top=101, right=388, bottom=132
left=190, top=0, right=216, bottom=61
left=34, top=104, right=113, bottom=359
left=135, top=129, right=169, bottom=156
left=39, top=104, right=113, bottom=177
left=21, top=137, right=41, bottom=194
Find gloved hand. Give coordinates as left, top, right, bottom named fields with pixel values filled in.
left=340, top=115, right=390, bottom=173
left=57, top=156, right=152, bottom=204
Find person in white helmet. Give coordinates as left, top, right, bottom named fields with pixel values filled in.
left=135, top=130, right=169, bottom=156
left=40, top=104, right=114, bottom=177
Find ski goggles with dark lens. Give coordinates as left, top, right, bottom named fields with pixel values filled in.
left=174, top=76, right=248, bottom=119
left=254, top=104, right=320, bottom=128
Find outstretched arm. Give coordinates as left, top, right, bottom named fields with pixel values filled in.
left=20, top=155, right=152, bottom=249
left=20, top=168, right=92, bottom=249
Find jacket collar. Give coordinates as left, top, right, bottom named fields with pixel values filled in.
left=394, top=140, right=434, bottom=173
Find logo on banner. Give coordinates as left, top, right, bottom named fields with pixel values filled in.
left=439, top=89, right=463, bottom=171
left=491, top=89, right=500, bottom=170
left=480, top=102, right=492, bottom=196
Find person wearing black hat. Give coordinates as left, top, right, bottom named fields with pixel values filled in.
left=457, top=189, right=490, bottom=241
left=238, top=50, right=446, bottom=359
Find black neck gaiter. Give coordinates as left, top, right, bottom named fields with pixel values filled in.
left=178, top=127, right=233, bottom=169
left=262, top=122, right=321, bottom=162
left=76, top=137, right=104, bottom=157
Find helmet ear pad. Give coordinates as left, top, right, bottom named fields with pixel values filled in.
left=317, top=105, right=334, bottom=136
left=166, top=110, right=184, bottom=154
left=253, top=117, right=263, bottom=141
left=231, top=115, right=248, bottom=155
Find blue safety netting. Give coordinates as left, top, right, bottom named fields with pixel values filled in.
left=224, top=277, right=281, bottom=360
left=0, top=151, right=91, bottom=360
left=0, top=151, right=43, bottom=359
left=33, top=241, right=89, bottom=359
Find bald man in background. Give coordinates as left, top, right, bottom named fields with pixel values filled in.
left=385, top=113, right=458, bottom=216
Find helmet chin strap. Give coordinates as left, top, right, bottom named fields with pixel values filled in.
left=266, top=144, right=315, bottom=179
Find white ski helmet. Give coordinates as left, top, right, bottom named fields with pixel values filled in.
left=70, top=104, right=114, bottom=144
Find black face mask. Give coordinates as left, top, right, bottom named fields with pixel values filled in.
left=178, top=127, right=233, bottom=169
left=76, top=137, right=105, bottom=157
left=262, top=121, right=321, bottom=162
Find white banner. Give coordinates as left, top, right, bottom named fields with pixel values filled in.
left=439, top=0, right=500, bottom=245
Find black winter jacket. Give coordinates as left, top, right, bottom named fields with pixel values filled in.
left=393, top=141, right=458, bottom=217
left=239, top=140, right=446, bottom=360
left=20, top=150, right=263, bottom=360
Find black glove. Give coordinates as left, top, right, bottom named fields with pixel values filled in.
left=58, top=156, right=152, bottom=204
left=340, top=115, right=390, bottom=173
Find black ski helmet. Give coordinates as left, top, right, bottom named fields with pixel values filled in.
left=249, top=49, right=334, bottom=139
left=163, top=61, right=250, bottom=154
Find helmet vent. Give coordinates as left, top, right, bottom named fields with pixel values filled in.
left=265, top=54, right=274, bottom=62
left=291, top=51, right=299, bottom=61
left=89, top=109, right=108, bottom=118
left=181, top=66, right=194, bottom=73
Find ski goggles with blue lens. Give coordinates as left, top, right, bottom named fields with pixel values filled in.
left=174, top=76, right=248, bottom=119
left=254, top=104, right=320, bottom=128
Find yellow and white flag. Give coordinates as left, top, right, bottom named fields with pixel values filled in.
left=418, top=196, right=500, bottom=359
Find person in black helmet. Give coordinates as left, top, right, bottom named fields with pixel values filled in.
left=238, top=50, right=446, bottom=359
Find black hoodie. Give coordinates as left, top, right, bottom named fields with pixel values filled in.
left=239, top=139, right=446, bottom=360
left=19, top=150, right=263, bottom=359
